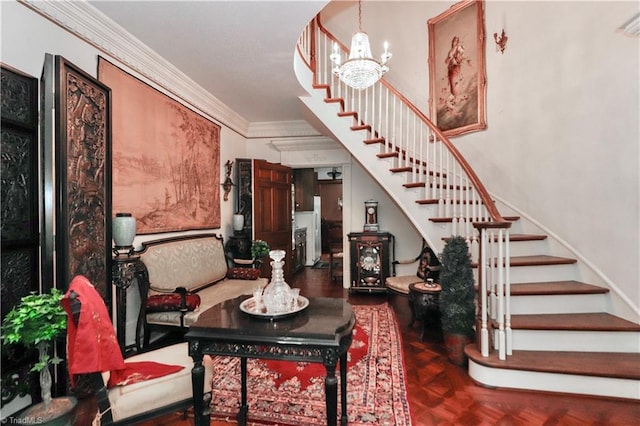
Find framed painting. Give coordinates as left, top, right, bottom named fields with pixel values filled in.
left=97, top=57, right=221, bottom=234
left=54, top=55, right=112, bottom=300
left=428, top=0, right=486, bottom=137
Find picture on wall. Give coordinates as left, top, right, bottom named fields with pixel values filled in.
left=55, top=56, right=111, bottom=298
left=98, top=57, right=221, bottom=234
left=428, top=0, right=487, bottom=137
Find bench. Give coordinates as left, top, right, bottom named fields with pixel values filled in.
left=385, top=240, right=441, bottom=294
left=65, top=275, right=214, bottom=425
left=136, top=233, right=268, bottom=347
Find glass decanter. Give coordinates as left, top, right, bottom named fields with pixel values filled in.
left=262, top=250, right=293, bottom=314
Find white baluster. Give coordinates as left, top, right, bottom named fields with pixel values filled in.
left=480, top=228, right=489, bottom=357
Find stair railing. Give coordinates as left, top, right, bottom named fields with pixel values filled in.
left=298, top=17, right=512, bottom=360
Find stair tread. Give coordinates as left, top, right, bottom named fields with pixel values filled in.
left=441, top=233, right=546, bottom=242
left=431, top=215, right=519, bottom=223
left=472, top=255, right=577, bottom=268
left=508, top=255, right=577, bottom=266
left=510, top=312, right=640, bottom=331
left=511, top=280, right=609, bottom=295
left=465, top=346, right=640, bottom=380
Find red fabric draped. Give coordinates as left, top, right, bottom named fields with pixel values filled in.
left=62, top=275, right=126, bottom=379
left=62, top=275, right=184, bottom=387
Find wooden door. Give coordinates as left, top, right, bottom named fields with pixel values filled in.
left=253, top=160, right=293, bottom=279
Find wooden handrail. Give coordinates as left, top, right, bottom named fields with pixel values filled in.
left=314, top=16, right=506, bottom=224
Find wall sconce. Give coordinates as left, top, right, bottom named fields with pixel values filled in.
left=328, top=167, right=342, bottom=180
left=221, top=160, right=234, bottom=201
left=494, top=29, right=508, bottom=54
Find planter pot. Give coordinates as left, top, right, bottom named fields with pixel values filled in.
left=444, top=333, right=472, bottom=366
left=17, top=396, right=77, bottom=426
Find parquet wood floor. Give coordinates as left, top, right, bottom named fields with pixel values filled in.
left=110, top=258, right=640, bottom=425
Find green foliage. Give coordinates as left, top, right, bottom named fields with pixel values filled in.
left=251, top=240, right=270, bottom=259
left=1, top=288, right=67, bottom=372
left=439, top=236, right=476, bottom=337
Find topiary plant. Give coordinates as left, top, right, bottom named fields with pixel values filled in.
left=1, top=288, right=67, bottom=409
left=439, top=236, right=476, bottom=338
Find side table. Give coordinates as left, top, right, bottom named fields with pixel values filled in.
left=408, top=282, right=442, bottom=341
left=112, top=253, right=147, bottom=353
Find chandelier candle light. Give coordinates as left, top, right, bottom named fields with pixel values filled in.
left=330, top=0, right=391, bottom=90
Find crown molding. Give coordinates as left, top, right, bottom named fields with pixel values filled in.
left=271, top=136, right=340, bottom=151
left=19, top=0, right=250, bottom=136
left=247, top=120, right=322, bottom=139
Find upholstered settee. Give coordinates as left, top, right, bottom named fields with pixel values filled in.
left=136, top=233, right=268, bottom=346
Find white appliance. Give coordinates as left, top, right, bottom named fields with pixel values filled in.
left=294, top=196, right=322, bottom=266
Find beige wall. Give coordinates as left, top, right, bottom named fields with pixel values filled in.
left=321, top=1, right=640, bottom=314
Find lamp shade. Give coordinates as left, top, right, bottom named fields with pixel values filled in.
left=112, top=213, right=136, bottom=247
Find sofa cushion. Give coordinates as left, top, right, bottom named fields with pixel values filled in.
left=386, top=275, right=424, bottom=295
left=141, top=236, right=228, bottom=295
left=146, top=277, right=267, bottom=327
left=227, top=267, right=260, bottom=280
left=107, top=342, right=213, bottom=422
left=146, top=293, right=201, bottom=312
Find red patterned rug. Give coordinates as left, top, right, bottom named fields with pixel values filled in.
left=208, top=303, right=413, bottom=425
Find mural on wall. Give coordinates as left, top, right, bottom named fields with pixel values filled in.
left=428, top=0, right=486, bottom=137
left=56, top=56, right=111, bottom=298
left=98, top=57, right=221, bottom=234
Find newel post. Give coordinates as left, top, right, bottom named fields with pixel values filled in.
left=473, top=221, right=511, bottom=359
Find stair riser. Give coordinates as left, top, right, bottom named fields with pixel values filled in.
left=507, top=294, right=607, bottom=315
left=506, top=329, right=639, bottom=352
left=468, top=360, right=640, bottom=400
left=504, top=240, right=548, bottom=257
left=506, top=264, right=577, bottom=283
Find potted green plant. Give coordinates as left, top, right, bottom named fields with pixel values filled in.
left=438, top=236, right=476, bottom=366
left=251, top=240, right=270, bottom=264
left=1, top=288, right=77, bottom=424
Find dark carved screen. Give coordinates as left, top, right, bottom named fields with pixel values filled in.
left=1, top=64, right=40, bottom=410
left=55, top=56, right=112, bottom=301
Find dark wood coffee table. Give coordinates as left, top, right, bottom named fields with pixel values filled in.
left=186, top=296, right=355, bottom=426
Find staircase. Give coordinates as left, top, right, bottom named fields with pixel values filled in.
left=295, top=17, right=640, bottom=400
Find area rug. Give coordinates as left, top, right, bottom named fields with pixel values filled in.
left=208, top=303, right=413, bottom=425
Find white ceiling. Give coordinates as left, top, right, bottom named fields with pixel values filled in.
left=89, top=1, right=328, bottom=125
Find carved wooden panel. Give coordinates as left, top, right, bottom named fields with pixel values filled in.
left=55, top=56, right=111, bottom=299
left=0, top=249, right=33, bottom=321
left=0, top=64, right=39, bottom=410
left=1, top=128, right=35, bottom=242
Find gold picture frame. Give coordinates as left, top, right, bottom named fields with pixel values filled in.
left=428, top=0, right=487, bottom=137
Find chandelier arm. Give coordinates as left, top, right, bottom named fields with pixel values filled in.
left=328, top=0, right=392, bottom=91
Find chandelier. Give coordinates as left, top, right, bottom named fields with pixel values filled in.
left=329, top=0, right=391, bottom=90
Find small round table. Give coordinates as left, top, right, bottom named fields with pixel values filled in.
left=408, top=282, right=442, bottom=341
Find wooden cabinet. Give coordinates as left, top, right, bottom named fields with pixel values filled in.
left=293, top=227, right=307, bottom=273
left=294, top=168, right=317, bottom=211
left=348, top=232, right=394, bottom=293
